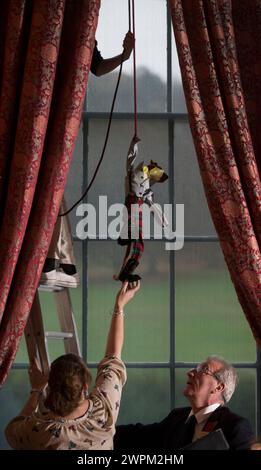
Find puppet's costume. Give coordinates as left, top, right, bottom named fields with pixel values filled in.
left=115, top=137, right=168, bottom=282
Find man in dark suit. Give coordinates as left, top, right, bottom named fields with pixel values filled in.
left=114, top=355, right=254, bottom=450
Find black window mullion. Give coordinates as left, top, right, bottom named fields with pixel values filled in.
left=82, top=118, right=89, bottom=362
left=167, top=0, right=175, bottom=411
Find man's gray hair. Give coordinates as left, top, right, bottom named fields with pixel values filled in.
left=206, top=355, right=238, bottom=403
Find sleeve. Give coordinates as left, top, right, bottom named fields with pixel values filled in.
left=91, top=355, right=127, bottom=424
left=5, top=416, right=30, bottom=450
left=90, top=41, right=103, bottom=75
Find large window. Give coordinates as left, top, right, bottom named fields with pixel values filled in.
left=1, top=0, right=260, bottom=449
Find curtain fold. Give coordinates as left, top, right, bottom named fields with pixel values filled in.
left=0, top=0, right=100, bottom=384
left=169, top=0, right=261, bottom=347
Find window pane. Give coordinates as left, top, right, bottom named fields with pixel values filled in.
left=174, top=120, right=217, bottom=236
left=117, top=368, right=170, bottom=424
left=0, top=369, right=29, bottom=449
left=87, top=0, right=167, bottom=112
left=175, top=368, right=256, bottom=433
left=175, top=242, right=255, bottom=362
left=172, top=36, right=187, bottom=113
left=87, top=241, right=169, bottom=362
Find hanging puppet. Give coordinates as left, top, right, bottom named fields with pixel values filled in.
left=61, top=1, right=168, bottom=284
left=114, top=137, right=168, bottom=282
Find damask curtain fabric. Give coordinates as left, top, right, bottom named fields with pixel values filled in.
left=170, top=0, right=261, bottom=347
left=0, top=0, right=100, bottom=384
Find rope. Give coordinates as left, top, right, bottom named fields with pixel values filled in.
left=60, top=1, right=136, bottom=217
left=132, top=0, right=138, bottom=139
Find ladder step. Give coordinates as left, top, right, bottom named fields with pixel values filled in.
left=25, top=288, right=81, bottom=372
left=45, top=331, right=73, bottom=339
left=38, top=285, right=64, bottom=292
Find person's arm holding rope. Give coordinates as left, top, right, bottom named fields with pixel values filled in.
left=93, top=31, right=134, bottom=77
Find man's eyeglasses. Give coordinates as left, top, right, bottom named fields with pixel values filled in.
left=193, top=364, right=221, bottom=382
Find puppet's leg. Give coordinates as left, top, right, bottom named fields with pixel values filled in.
left=113, top=197, right=132, bottom=280
left=118, top=239, right=144, bottom=282
left=117, top=200, right=144, bottom=282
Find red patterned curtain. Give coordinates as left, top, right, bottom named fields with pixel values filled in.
left=169, top=0, right=261, bottom=347
left=0, top=0, right=100, bottom=383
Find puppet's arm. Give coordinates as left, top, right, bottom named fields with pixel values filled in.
left=127, top=135, right=140, bottom=173
left=144, top=193, right=168, bottom=229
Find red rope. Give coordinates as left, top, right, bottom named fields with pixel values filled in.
left=132, top=0, right=138, bottom=139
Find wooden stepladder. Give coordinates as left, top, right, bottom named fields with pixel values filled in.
left=25, top=286, right=81, bottom=374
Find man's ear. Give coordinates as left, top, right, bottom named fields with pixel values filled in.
left=216, top=382, right=225, bottom=394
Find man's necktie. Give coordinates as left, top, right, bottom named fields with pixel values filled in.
left=179, top=414, right=197, bottom=447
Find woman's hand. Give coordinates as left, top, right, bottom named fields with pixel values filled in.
left=114, top=280, right=140, bottom=311
left=28, top=358, right=49, bottom=391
